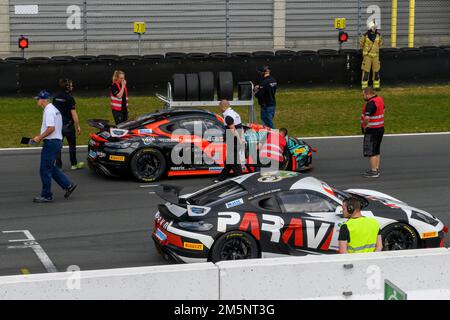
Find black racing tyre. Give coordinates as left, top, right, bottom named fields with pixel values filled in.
left=186, top=73, right=199, bottom=101
left=237, top=81, right=253, bottom=100
left=172, top=73, right=186, bottom=101
left=252, top=51, right=274, bottom=58
left=165, top=52, right=187, bottom=60
left=279, top=147, right=292, bottom=171
left=27, top=57, right=51, bottom=64
left=210, top=231, right=259, bottom=263
left=130, top=148, right=167, bottom=182
left=5, top=57, right=27, bottom=64
left=217, top=71, right=233, bottom=100
left=381, top=223, right=419, bottom=251
left=198, top=71, right=214, bottom=101
left=51, top=56, right=75, bottom=63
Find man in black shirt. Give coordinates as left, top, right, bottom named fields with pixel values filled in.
left=214, top=100, right=244, bottom=182
left=360, top=87, right=385, bottom=178
left=254, top=66, right=277, bottom=129
left=53, top=79, right=84, bottom=170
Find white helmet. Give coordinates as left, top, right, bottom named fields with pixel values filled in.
left=368, top=20, right=377, bottom=29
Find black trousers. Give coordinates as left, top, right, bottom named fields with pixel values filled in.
left=217, top=139, right=244, bottom=181
left=112, top=110, right=128, bottom=125
left=56, top=124, right=77, bottom=167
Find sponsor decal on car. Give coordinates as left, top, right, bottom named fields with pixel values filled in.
left=421, top=231, right=438, bottom=239
left=218, top=212, right=334, bottom=251
left=293, top=147, right=306, bottom=155
left=170, top=166, right=187, bottom=171
left=183, top=242, right=204, bottom=251
left=109, top=155, right=125, bottom=162
left=257, top=171, right=298, bottom=183
left=225, top=198, right=244, bottom=209
left=155, top=228, right=167, bottom=242
left=138, top=129, right=153, bottom=135
left=142, top=137, right=155, bottom=145
left=88, top=150, right=97, bottom=159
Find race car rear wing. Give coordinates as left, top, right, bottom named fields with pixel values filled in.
left=156, top=184, right=187, bottom=207
left=87, top=119, right=112, bottom=130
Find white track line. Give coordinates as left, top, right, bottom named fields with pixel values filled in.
left=0, top=145, right=88, bottom=152
left=304, top=132, right=450, bottom=140
left=0, top=132, right=449, bottom=152
left=2, top=230, right=58, bottom=273
left=140, top=184, right=159, bottom=188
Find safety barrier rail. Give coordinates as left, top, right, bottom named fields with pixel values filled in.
left=0, top=46, right=449, bottom=94
left=1, top=248, right=450, bottom=300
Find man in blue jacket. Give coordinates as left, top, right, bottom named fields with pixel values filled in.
left=254, top=66, right=277, bottom=129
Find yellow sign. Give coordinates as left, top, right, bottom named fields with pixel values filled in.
left=421, top=231, right=438, bottom=239
left=334, top=18, right=347, bottom=29
left=109, top=155, right=125, bottom=162
left=134, top=22, right=146, bottom=34
left=183, top=242, right=204, bottom=251
left=294, top=147, right=306, bottom=155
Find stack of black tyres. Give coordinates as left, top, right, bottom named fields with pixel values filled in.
left=171, top=71, right=233, bottom=101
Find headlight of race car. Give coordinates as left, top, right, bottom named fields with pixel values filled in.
left=411, top=211, right=439, bottom=226
left=177, top=221, right=214, bottom=231
left=104, top=141, right=132, bottom=149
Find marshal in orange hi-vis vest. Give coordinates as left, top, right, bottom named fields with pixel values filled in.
left=361, top=96, right=385, bottom=129
left=110, top=81, right=128, bottom=111
left=260, top=131, right=287, bottom=162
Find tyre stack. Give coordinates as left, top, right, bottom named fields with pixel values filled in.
left=171, top=71, right=249, bottom=101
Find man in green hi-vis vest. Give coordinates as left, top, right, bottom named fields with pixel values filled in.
left=338, top=197, right=383, bottom=254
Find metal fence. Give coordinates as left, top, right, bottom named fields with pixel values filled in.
left=1, top=0, right=449, bottom=58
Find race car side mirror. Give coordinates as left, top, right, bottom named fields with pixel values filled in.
left=335, top=206, right=344, bottom=215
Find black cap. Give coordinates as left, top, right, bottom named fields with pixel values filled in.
left=257, top=65, right=270, bottom=73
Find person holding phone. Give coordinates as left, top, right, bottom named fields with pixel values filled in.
left=32, top=90, right=77, bottom=203
left=110, top=70, right=129, bottom=125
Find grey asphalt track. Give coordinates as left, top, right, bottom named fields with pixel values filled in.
left=0, top=133, right=449, bottom=276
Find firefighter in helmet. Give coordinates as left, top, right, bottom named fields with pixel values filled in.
left=360, top=20, right=383, bottom=90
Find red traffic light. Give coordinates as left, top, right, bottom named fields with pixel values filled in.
left=338, top=31, right=349, bottom=43
left=18, top=36, right=29, bottom=49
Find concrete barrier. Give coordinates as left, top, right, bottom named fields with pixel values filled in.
left=217, top=248, right=450, bottom=300
left=0, top=263, right=219, bottom=300
left=1, top=249, right=450, bottom=300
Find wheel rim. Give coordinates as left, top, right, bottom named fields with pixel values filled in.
left=383, top=229, right=415, bottom=250
left=220, top=237, right=253, bottom=260
left=136, top=153, right=160, bottom=178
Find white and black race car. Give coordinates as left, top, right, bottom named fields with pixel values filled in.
left=152, top=171, right=447, bottom=263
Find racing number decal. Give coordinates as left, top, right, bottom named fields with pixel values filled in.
left=239, top=213, right=261, bottom=240
left=218, top=212, right=335, bottom=251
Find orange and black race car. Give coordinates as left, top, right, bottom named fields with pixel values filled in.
left=87, top=109, right=315, bottom=182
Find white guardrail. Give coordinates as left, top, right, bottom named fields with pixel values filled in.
left=1, top=248, right=450, bottom=300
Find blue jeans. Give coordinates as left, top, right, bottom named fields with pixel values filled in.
left=261, top=105, right=276, bottom=129
left=40, top=139, right=72, bottom=198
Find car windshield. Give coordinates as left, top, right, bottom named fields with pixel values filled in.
left=331, top=187, right=350, bottom=201
left=331, top=187, right=369, bottom=209
left=187, top=181, right=246, bottom=206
